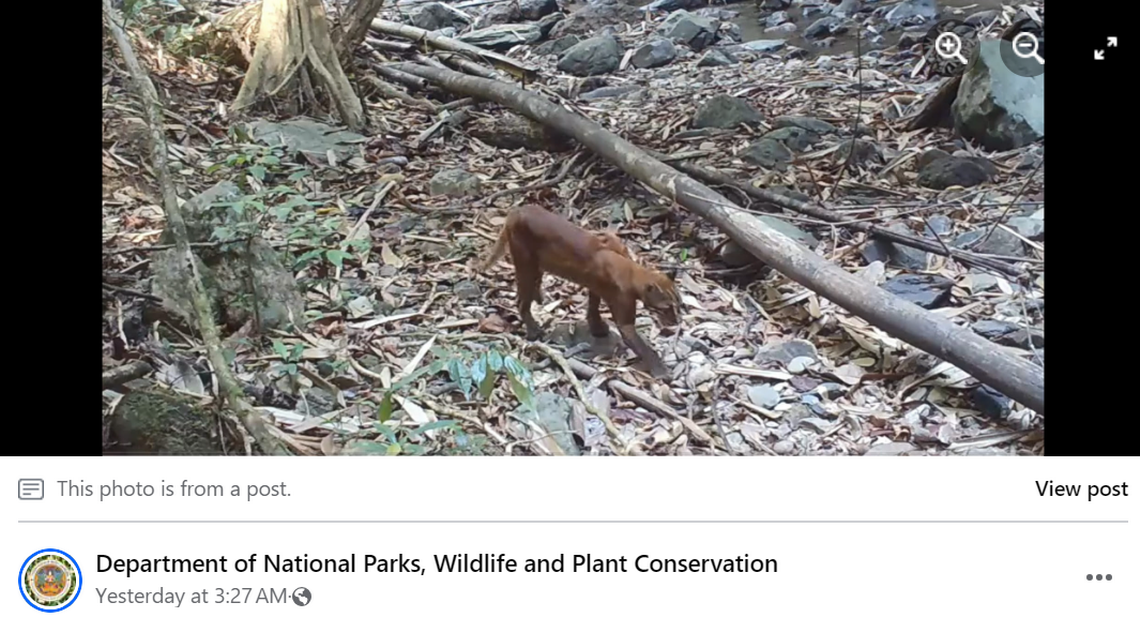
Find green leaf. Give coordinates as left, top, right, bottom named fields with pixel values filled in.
left=504, top=356, right=533, bottom=387
left=470, top=357, right=486, bottom=388
left=249, top=165, right=267, bottom=181
left=288, top=343, right=305, bottom=363
left=222, top=348, right=237, bottom=365
left=477, top=358, right=497, bottom=399
left=402, top=443, right=424, bottom=455
left=326, top=249, right=350, bottom=268
left=284, top=363, right=298, bottom=375
left=507, top=370, right=536, bottom=412
left=378, top=392, right=394, bottom=423
left=387, top=443, right=403, bottom=455
left=272, top=339, right=289, bottom=359
left=260, top=155, right=280, bottom=166
left=288, top=169, right=312, bottom=182
left=375, top=423, right=397, bottom=444
left=487, top=349, right=504, bottom=373
left=680, top=247, right=689, bottom=261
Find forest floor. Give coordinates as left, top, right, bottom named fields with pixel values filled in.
left=101, top=0, right=1045, bottom=456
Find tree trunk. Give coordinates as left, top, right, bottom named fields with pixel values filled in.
left=397, top=63, right=1046, bottom=415
left=231, top=0, right=365, bottom=131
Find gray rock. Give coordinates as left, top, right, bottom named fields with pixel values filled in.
left=1006, top=215, right=1044, bottom=241
left=630, top=38, right=677, bottom=69
left=657, top=9, right=719, bottom=51
left=410, top=2, right=470, bottom=31
left=832, top=0, right=862, bottom=18
left=766, top=10, right=790, bottom=27
left=805, top=16, right=847, bottom=39
left=917, top=148, right=950, bottom=169
left=885, top=0, right=938, bottom=25
left=760, top=0, right=790, bottom=8
left=758, top=215, right=818, bottom=249
left=696, top=48, right=738, bottom=67
left=772, top=116, right=837, bottom=134
left=971, top=384, right=1011, bottom=421
left=972, top=320, right=1020, bottom=339
left=952, top=39, right=1044, bottom=151
left=557, top=35, right=623, bottom=76
left=550, top=0, right=641, bottom=38
left=719, top=22, right=743, bottom=43
left=834, top=139, right=884, bottom=168
left=862, top=222, right=930, bottom=270
left=578, top=85, right=643, bottom=100
left=917, top=156, right=994, bottom=189
left=738, top=39, right=786, bottom=53
left=151, top=181, right=304, bottom=332
left=453, top=280, right=482, bottom=300
left=515, top=392, right=581, bottom=455
left=534, top=35, right=580, bottom=56
left=643, top=0, right=704, bottom=11
left=881, top=273, right=953, bottom=309
left=519, top=0, right=559, bottom=20
left=536, top=12, right=564, bottom=37
left=766, top=23, right=797, bottom=34
left=802, top=4, right=831, bottom=19
left=458, top=23, right=542, bottom=50
left=756, top=339, right=819, bottom=366
left=692, top=94, right=765, bottom=129
left=430, top=168, right=482, bottom=197
left=763, top=126, right=821, bottom=152
left=248, top=118, right=365, bottom=163
left=741, top=138, right=793, bottom=169
left=748, top=385, right=781, bottom=409
left=952, top=227, right=1026, bottom=257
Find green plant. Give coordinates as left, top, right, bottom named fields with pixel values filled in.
left=271, top=339, right=305, bottom=376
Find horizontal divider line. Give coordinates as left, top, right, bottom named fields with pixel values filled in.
left=18, top=520, right=1128, bottom=524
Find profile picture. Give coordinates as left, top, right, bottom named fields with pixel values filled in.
left=19, top=549, right=82, bottom=612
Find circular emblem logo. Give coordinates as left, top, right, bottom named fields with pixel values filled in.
left=19, top=549, right=82, bottom=612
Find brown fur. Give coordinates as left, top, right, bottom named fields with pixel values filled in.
left=479, top=205, right=680, bottom=378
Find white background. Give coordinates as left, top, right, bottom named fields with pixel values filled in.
left=5, top=457, right=1136, bottom=616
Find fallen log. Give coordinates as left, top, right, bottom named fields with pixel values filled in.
left=662, top=158, right=1025, bottom=278
left=368, top=18, right=537, bottom=81
left=398, top=63, right=1045, bottom=415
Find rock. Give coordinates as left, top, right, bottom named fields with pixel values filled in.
left=762, top=126, right=821, bottom=152
left=917, top=156, right=994, bottom=189
left=409, top=2, right=470, bottom=31
left=756, top=340, right=819, bottom=366
left=772, top=116, right=837, bottom=135
left=864, top=441, right=917, bottom=456
left=952, top=39, right=1044, bottom=151
left=550, top=0, right=641, bottom=38
left=719, top=22, right=743, bottom=43
left=657, top=9, right=719, bottom=51
left=952, top=227, right=1026, bottom=257
left=557, top=35, right=623, bottom=76
left=514, top=392, right=581, bottom=455
left=478, top=3, right=522, bottom=27
left=772, top=439, right=795, bottom=455
left=578, top=85, right=643, bottom=100
left=834, top=139, right=884, bottom=168
left=758, top=216, right=818, bottom=249
left=760, top=0, right=790, bottom=8
left=643, top=0, right=704, bottom=11
left=577, top=76, right=609, bottom=94
left=884, top=0, right=938, bottom=25
left=881, top=273, right=954, bottom=309
left=536, top=12, right=564, bottom=37
left=802, top=4, right=830, bottom=19
left=719, top=241, right=756, bottom=267
left=692, top=94, right=765, bottom=129
left=430, top=168, right=482, bottom=197
left=972, top=320, right=1019, bottom=339
left=897, top=29, right=925, bottom=49
left=925, top=214, right=954, bottom=236
left=696, top=48, right=738, bottom=67
left=741, top=139, right=793, bottom=170
left=917, top=148, right=950, bottom=170
left=766, top=10, right=790, bottom=27
left=467, top=111, right=572, bottom=152
left=110, top=387, right=241, bottom=455
left=151, top=181, right=304, bottom=332
left=766, top=23, right=797, bottom=34
left=805, top=16, right=847, bottom=39
left=1006, top=215, right=1044, bottom=241
left=832, top=0, right=862, bottom=18
left=249, top=118, right=365, bottom=163
left=785, top=46, right=809, bottom=59
left=453, top=280, right=482, bottom=300
left=534, top=35, right=580, bottom=56
left=738, top=39, right=786, bottom=53
left=748, top=385, right=781, bottom=409
left=630, top=38, right=677, bottom=69
left=458, top=23, right=542, bottom=50
left=519, top=0, right=559, bottom=20
left=862, top=222, right=930, bottom=270
left=971, top=384, right=1011, bottom=421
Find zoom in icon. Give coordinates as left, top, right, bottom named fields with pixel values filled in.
left=920, top=20, right=979, bottom=77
